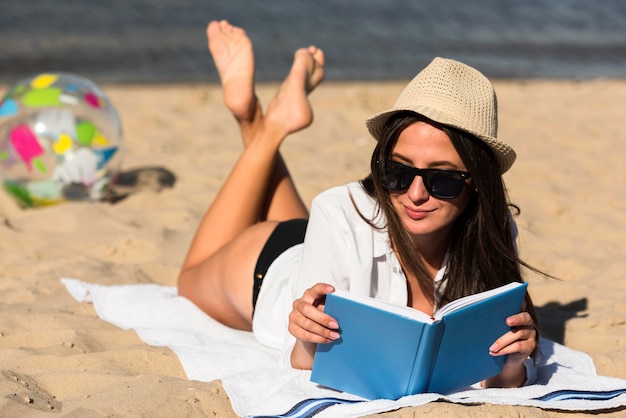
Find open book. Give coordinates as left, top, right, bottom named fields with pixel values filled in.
left=310, top=281, right=528, bottom=400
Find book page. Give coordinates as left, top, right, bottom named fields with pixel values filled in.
left=433, top=281, right=524, bottom=320
left=331, top=289, right=434, bottom=323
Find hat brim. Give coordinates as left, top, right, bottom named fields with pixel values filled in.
left=366, top=107, right=516, bottom=174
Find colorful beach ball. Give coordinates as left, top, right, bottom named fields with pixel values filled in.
left=0, top=73, right=123, bottom=207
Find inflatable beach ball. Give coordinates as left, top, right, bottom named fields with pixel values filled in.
left=0, top=73, right=123, bottom=207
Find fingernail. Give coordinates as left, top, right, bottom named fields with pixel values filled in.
left=330, top=331, right=340, bottom=340
left=329, top=321, right=339, bottom=329
left=489, top=343, right=498, bottom=353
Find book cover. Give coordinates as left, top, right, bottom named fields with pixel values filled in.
left=310, top=282, right=528, bottom=399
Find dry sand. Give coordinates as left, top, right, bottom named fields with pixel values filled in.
left=0, top=79, right=625, bottom=417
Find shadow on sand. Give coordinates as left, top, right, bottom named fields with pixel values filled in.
left=535, top=298, right=588, bottom=344
left=103, top=166, right=176, bottom=204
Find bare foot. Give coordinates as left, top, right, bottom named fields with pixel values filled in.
left=207, top=20, right=261, bottom=128
left=264, top=46, right=325, bottom=137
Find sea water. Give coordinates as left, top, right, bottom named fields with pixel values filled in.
left=1, top=0, right=625, bottom=83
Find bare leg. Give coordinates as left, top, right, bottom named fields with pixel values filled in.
left=263, top=45, right=325, bottom=221
left=207, top=20, right=261, bottom=143
left=179, top=32, right=325, bottom=328
left=208, top=21, right=324, bottom=221
left=265, top=46, right=325, bottom=132
left=184, top=42, right=324, bottom=266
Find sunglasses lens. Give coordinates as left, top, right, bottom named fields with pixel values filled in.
left=425, top=171, right=466, bottom=199
left=382, top=163, right=412, bottom=191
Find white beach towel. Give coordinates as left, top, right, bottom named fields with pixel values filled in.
left=61, top=278, right=626, bottom=417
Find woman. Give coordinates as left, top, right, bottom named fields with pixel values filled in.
left=178, top=20, right=538, bottom=389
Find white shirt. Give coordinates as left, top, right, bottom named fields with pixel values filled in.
left=253, top=181, right=426, bottom=364
left=251, top=181, right=535, bottom=385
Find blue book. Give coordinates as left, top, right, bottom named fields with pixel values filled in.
left=310, top=282, right=528, bottom=400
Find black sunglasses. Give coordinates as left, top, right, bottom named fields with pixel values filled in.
left=380, top=160, right=471, bottom=199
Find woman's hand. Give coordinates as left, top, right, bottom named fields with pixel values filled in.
left=288, top=283, right=340, bottom=369
left=483, top=311, right=537, bottom=388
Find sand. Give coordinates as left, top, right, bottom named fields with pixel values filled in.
left=0, top=79, right=625, bottom=417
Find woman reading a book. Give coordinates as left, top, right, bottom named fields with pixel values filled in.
left=178, top=20, right=539, bottom=389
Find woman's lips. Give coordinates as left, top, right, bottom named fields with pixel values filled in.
left=404, top=206, right=431, bottom=220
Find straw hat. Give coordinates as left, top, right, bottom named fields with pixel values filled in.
left=366, top=57, right=516, bottom=174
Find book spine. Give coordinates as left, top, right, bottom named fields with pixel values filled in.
left=422, top=320, right=446, bottom=392
left=405, top=322, right=442, bottom=395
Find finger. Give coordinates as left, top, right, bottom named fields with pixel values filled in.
left=289, top=308, right=339, bottom=343
left=289, top=321, right=340, bottom=343
left=496, top=342, right=535, bottom=367
left=506, top=311, right=533, bottom=328
left=490, top=338, right=534, bottom=357
left=294, top=298, right=339, bottom=330
left=489, top=327, right=536, bottom=356
left=302, top=283, right=335, bottom=305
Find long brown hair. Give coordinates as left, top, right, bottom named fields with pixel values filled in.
left=360, top=111, right=540, bottom=342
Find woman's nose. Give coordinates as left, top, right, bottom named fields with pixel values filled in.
left=405, top=175, right=430, bottom=203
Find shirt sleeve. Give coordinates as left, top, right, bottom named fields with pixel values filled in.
left=523, top=356, right=538, bottom=385
left=293, top=189, right=356, bottom=298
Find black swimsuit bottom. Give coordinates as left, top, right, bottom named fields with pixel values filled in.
left=252, top=218, right=308, bottom=313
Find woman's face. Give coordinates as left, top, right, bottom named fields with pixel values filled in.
left=388, top=121, right=474, bottom=246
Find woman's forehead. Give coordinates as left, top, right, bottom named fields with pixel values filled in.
left=392, top=122, right=464, bottom=168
